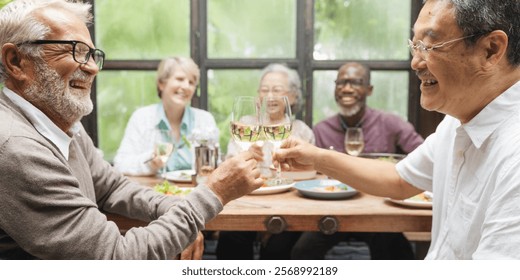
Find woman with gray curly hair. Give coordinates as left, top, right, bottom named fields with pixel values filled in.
left=226, top=63, right=314, bottom=159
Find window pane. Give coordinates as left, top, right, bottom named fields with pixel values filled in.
left=97, top=71, right=157, bottom=160
left=208, top=0, right=296, bottom=58
left=95, top=0, right=189, bottom=59
left=207, top=69, right=261, bottom=154
left=312, top=70, right=409, bottom=125
left=314, top=0, right=411, bottom=60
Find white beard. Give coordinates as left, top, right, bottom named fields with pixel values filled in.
left=338, top=102, right=363, bottom=117
left=24, top=60, right=93, bottom=127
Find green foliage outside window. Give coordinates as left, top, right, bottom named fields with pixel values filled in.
left=95, top=0, right=189, bottom=59
left=207, top=0, right=296, bottom=58
left=314, top=0, right=410, bottom=60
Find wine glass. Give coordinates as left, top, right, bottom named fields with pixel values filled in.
left=344, top=127, right=365, bottom=156
left=260, top=95, right=292, bottom=184
left=229, top=96, right=262, bottom=151
left=154, top=128, right=174, bottom=177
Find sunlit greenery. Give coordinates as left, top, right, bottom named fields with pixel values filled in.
left=0, top=0, right=11, bottom=8
left=314, top=0, right=410, bottom=60
left=95, top=0, right=189, bottom=59
left=208, top=0, right=296, bottom=58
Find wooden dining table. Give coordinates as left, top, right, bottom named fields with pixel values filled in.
left=106, top=175, right=432, bottom=235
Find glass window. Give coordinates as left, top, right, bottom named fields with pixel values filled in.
left=312, top=70, right=409, bottom=125
left=207, top=69, right=261, bottom=154
left=95, top=0, right=190, bottom=59
left=207, top=0, right=296, bottom=58
left=96, top=71, right=158, bottom=160
left=314, top=0, right=411, bottom=60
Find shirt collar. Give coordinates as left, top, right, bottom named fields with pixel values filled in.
left=463, top=81, right=520, bottom=149
left=155, top=103, right=193, bottom=136
left=3, top=87, right=74, bottom=159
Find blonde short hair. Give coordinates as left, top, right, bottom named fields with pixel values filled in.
left=156, top=57, right=200, bottom=98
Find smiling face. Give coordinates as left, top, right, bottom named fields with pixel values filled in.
left=158, top=67, right=197, bottom=109
left=334, top=63, right=372, bottom=117
left=21, top=7, right=98, bottom=131
left=411, top=1, right=482, bottom=121
left=258, top=72, right=295, bottom=122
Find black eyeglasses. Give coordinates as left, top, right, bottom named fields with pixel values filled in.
left=18, top=40, right=105, bottom=70
left=335, top=78, right=365, bottom=89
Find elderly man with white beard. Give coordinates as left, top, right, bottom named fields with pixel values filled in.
left=0, top=0, right=262, bottom=260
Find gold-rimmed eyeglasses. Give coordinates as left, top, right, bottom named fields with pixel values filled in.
left=408, top=34, right=476, bottom=58
left=18, top=40, right=105, bottom=70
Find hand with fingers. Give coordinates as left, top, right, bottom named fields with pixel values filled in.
left=206, top=150, right=264, bottom=205
left=178, top=231, right=204, bottom=260
left=273, top=137, right=317, bottom=171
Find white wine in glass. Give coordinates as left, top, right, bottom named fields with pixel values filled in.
left=230, top=96, right=262, bottom=151
left=261, top=96, right=292, bottom=147
left=261, top=96, right=292, bottom=184
left=344, top=127, right=364, bottom=156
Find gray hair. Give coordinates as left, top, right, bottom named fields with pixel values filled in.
left=425, top=0, right=520, bottom=66
left=259, top=63, right=303, bottom=114
left=0, top=0, right=92, bottom=82
left=156, top=56, right=200, bottom=98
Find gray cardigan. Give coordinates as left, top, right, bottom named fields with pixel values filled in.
left=0, top=91, right=223, bottom=259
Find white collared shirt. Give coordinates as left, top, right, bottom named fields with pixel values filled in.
left=397, top=81, right=520, bottom=259
left=3, top=87, right=77, bottom=160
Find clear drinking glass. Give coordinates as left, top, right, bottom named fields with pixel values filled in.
left=229, top=96, right=262, bottom=151
left=344, top=127, right=365, bottom=156
left=260, top=96, right=292, bottom=183
left=154, top=128, right=174, bottom=177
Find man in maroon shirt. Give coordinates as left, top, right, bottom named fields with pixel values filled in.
left=292, top=62, right=424, bottom=259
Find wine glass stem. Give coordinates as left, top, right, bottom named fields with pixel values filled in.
left=276, top=163, right=281, bottom=179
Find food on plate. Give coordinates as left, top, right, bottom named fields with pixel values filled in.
left=313, top=184, right=349, bottom=192
left=407, top=192, right=432, bottom=202
left=154, top=181, right=192, bottom=196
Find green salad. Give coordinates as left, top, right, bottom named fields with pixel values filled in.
left=153, top=181, right=192, bottom=196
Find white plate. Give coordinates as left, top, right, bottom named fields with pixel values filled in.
left=250, top=182, right=295, bottom=195
left=281, top=170, right=317, bottom=180
left=294, top=179, right=358, bottom=200
left=386, top=197, right=432, bottom=209
left=163, top=169, right=195, bottom=183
